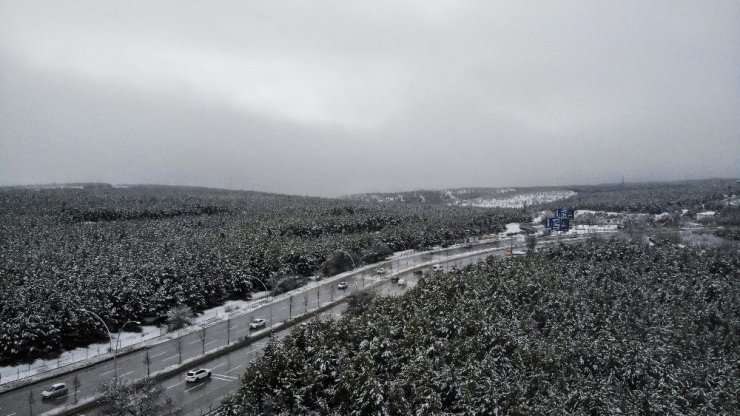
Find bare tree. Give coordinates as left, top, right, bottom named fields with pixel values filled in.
left=175, top=338, right=183, bottom=365
left=144, top=350, right=151, bottom=377
left=227, top=317, right=231, bottom=345
left=100, top=378, right=171, bottom=416
left=166, top=306, right=194, bottom=331
left=28, top=389, right=34, bottom=416
left=73, top=373, right=81, bottom=403
left=199, top=327, right=206, bottom=355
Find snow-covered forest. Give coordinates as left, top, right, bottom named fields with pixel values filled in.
left=220, top=240, right=739, bottom=415
left=548, top=179, right=732, bottom=214
left=0, top=185, right=528, bottom=364
left=345, top=179, right=734, bottom=214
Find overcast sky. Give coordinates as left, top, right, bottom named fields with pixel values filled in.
left=1, top=1, right=738, bottom=197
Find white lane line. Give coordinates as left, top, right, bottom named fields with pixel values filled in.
left=162, top=355, right=179, bottom=362
left=235, top=328, right=249, bottom=334
left=150, top=351, right=167, bottom=359
left=185, top=383, right=205, bottom=393
left=189, top=339, right=200, bottom=345
left=212, top=374, right=237, bottom=381
left=119, top=370, right=135, bottom=378
left=7, top=412, right=17, bottom=416
left=224, top=365, right=241, bottom=374
left=204, top=340, right=219, bottom=346
left=211, top=362, right=227, bottom=371
left=166, top=381, right=185, bottom=390
left=100, top=369, right=115, bottom=377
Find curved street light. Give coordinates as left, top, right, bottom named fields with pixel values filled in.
left=358, top=251, right=377, bottom=266
left=81, top=309, right=117, bottom=383
left=251, top=276, right=271, bottom=301
left=336, top=249, right=356, bottom=269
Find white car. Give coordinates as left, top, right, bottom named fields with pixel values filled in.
left=249, top=318, right=266, bottom=329
left=185, top=368, right=211, bottom=382
left=397, top=279, right=407, bottom=286
left=432, top=264, right=444, bottom=272
left=337, top=281, right=348, bottom=290
left=376, top=268, right=387, bottom=275
left=41, top=383, right=68, bottom=399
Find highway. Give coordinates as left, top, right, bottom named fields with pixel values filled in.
left=0, top=235, right=545, bottom=416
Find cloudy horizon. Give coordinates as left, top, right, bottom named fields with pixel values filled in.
left=1, top=1, right=738, bottom=197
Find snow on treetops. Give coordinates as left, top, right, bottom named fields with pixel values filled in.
left=0, top=185, right=528, bottom=364
left=220, top=240, right=739, bottom=415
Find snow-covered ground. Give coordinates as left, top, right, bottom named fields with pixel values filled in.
left=567, top=224, right=619, bottom=234
left=504, top=223, right=522, bottom=235
left=389, top=249, right=416, bottom=259
left=452, top=190, right=576, bottom=209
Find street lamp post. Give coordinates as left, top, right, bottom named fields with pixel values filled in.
left=81, top=309, right=116, bottom=383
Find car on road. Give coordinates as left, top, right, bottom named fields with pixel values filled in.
left=397, top=279, right=407, bottom=286
left=376, top=267, right=387, bottom=275
left=413, top=270, right=423, bottom=275
left=41, top=383, right=68, bottom=399
left=249, top=318, right=266, bottom=329
left=337, top=281, right=348, bottom=290
left=432, top=264, right=444, bottom=272
left=185, top=368, right=211, bottom=382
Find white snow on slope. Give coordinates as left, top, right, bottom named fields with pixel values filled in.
left=452, top=190, right=576, bottom=209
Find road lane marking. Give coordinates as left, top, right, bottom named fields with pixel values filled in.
left=235, top=328, right=249, bottom=334
left=150, top=351, right=167, bottom=359
left=224, top=365, right=241, bottom=374
left=166, top=381, right=185, bottom=390
left=211, top=362, right=227, bottom=371
left=204, top=340, right=218, bottom=346
left=212, top=374, right=237, bottom=381
left=179, top=377, right=242, bottom=409
left=162, top=355, right=179, bottom=362
left=185, top=383, right=206, bottom=393
left=100, top=369, right=115, bottom=376
left=119, top=370, right=135, bottom=378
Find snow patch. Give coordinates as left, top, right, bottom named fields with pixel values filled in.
left=452, top=191, right=576, bottom=209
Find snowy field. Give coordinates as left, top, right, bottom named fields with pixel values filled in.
left=451, top=190, right=576, bottom=209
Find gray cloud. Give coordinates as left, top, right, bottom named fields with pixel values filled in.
left=1, top=1, right=738, bottom=196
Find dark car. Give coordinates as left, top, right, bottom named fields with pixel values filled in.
left=41, top=383, right=68, bottom=399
